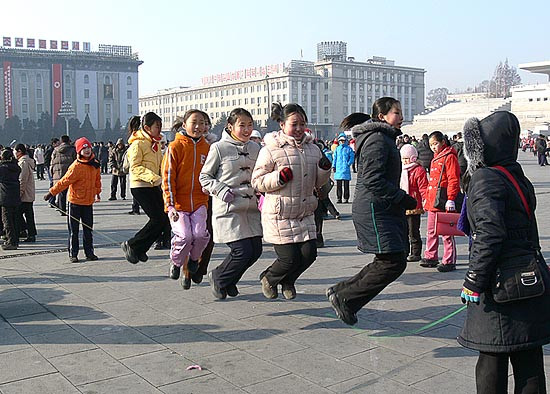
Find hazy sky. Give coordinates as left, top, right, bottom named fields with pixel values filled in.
left=3, top=0, right=549, bottom=96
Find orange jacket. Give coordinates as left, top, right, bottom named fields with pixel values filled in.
left=425, top=145, right=460, bottom=212
left=50, top=157, right=101, bottom=206
left=162, top=132, right=210, bottom=212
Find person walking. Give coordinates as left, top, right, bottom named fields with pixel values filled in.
left=535, top=134, right=547, bottom=166
left=108, top=138, right=127, bottom=200
left=332, top=132, right=354, bottom=203
left=14, top=144, right=37, bottom=243
left=252, top=103, right=331, bottom=300
left=458, top=111, right=550, bottom=393
left=200, top=108, right=262, bottom=299
left=33, top=144, right=45, bottom=180
left=121, top=113, right=170, bottom=264
left=327, top=98, right=417, bottom=325
left=50, top=135, right=76, bottom=214
left=0, top=149, right=21, bottom=250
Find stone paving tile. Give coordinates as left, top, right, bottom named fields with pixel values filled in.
left=25, top=327, right=97, bottom=358
left=199, top=349, right=288, bottom=388
left=154, top=328, right=237, bottom=360
left=0, top=326, right=30, bottom=354
left=44, top=293, right=103, bottom=319
left=411, top=369, right=476, bottom=393
left=121, top=349, right=210, bottom=386
left=0, top=297, right=47, bottom=319
left=7, top=311, right=69, bottom=337
left=243, top=373, right=334, bottom=394
left=269, top=348, right=367, bottom=387
left=159, top=374, right=247, bottom=394
left=222, top=328, right=307, bottom=360
left=78, top=374, right=163, bottom=394
left=89, top=326, right=166, bottom=360
left=327, top=372, right=426, bottom=394
left=48, top=348, right=131, bottom=386
left=418, top=345, right=478, bottom=378
left=61, top=311, right=125, bottom=337
left=179, top=312, right=256, bottom=339
left=0, top=286, right=29, bottom=303
left=0, top=372, right=80, bottom=394
left=0, top=348, right=56, bottom=384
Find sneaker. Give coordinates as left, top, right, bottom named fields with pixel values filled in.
left=191, top=272, right=204, bottom=284
left=260, top=276, right=277, bottom=299
left=187, top=259, right=199, bottom=274
left=328, top=291, right=357, bottom=326
left=108, top=197, right=117, bottom=201
left=437, top=263, right=456, bottom=272
left=419, top=258, right=439, bottom=268
left=226, top=284, right=239, bottom=297
left=281, top=283, right=296, bottom=300
left=407, top=255, right=421, bottom=262
left=69, top=256, right=79, bottom=263
left=181, top=276, right=192, bottom=290
left=23, top=236, right=36, bottom=243
left=137, top=251, right=148, bottom=262
left=170, top=264, right=180, bottom=280
left=208, top=272, right=226, bottom=299
left=86, top=254, right=99, bottom=261
left=121, top=241, right=139, bottom=264
left=1, top=244, right=17, bottom=250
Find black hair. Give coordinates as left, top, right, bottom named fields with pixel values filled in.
left=199, top=111, right=211, bottom=127
left=271, top=102, right=308, bottom=124
left=171, top=109, right=203, bottom=132
left=61, top=135, right=70, bottom=143
left=128, top=116, right=141, bottom=135
left=227, top=108, right=253, bottom=126
left=340, top=112, right=371, bottom=130
left=1, top=148, right=14, bottom=161
left=142, top=112, right=162, bottom=130
left=14, top=143, right=26, bottom=154
left=428, top=130, right=450, bottom=146
left=372, top=97, right=401, bottom=122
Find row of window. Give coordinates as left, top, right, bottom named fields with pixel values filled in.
left=20, top=87, right=133, bottom=100
left=21, top=103, right=132, bottom=115
left=528, top=97, right=549, bottom=102
left=19, top=73, right=133, bottom=86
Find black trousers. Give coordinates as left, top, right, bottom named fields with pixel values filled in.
left=333, top=252, right=406, bottom=314
left=36, top=164, right=45, bottom=180
left=110, top=175, right=127, bottom=199
left=263, top=240, right=317, bottom=286
left=57, top=189, right=68, bottom=213
left=336, top=179, right=350, bottom=201
left=18, top=202, right=37, bottom=237
left=319, top=197, right=339, bottom=217
left=537, top=153, right=547, bottom=166
left=128, top=187, right=170, bottom=254
left=212, top=236, right=263, bottom=288
left=406, top=214, right=422, bottom=257
left=131, top=198, right=140, bottom=213
left=101, top=161, right=108, bottom=174
left=2, top=206, right=20, bottom=246
left=476, top=347, right=546, bottom=394
left=67, top=203, right=94, bottom=257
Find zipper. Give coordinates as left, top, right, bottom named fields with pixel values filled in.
left=191, top=140, right=197, bottom=212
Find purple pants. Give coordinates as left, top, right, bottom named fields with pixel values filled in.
left=170, top=205, right=210, bottom=267
left=424, top=210, right=456, bottom=265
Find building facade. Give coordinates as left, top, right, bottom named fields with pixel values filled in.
left=1, top=45, right=142, bottom=131
left=139, top=42, right=425, bottom=140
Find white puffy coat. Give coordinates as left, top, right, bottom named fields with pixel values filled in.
left=251, top=131, right=330, bottom=245
left=200, top=131, right=262, bottom=244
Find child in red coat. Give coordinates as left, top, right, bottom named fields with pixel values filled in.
left=399, top=144, right=428, bottom=261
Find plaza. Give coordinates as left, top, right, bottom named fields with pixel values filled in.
left=0, top=151, right=548, bottom=393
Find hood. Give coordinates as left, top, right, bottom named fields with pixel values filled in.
left=263, top=130, right=314, bottom=149
left=351, top=119, right=401, bottom=140
left=463, top=111, right=520, bottom=175
left=128, top=129, right=152, bottom=144
left=337, top=132, right=348, bottom=141
left=221, top=129, right=246, bottom=146
left=56, top=142, right=76, bottom=154
left=18, top=155, right=35, bottom=170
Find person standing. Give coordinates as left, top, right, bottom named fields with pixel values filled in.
left=14, top=144, right=37, bottom=243
left=98, top=142, right=109, bottom=174
left=50, top=135, right=76, bottom=215
left=0, top=149, right=21, bottom=250
left=458, top=111, right=550, bottom=393
left=200, top=108, right=262, bottom=299
left=416, top=133, right=434, bottom=173
left=327, top=98, right=417, bottom=325
left=252, top=103, right=331, bottom=300
left=33, top=144, right=45, bottom=180
left=121, top=113, right=170, bottom=264
left=535, top=134, right=547, bottom=166
left=332, top=132, right=355, bottom=204
left=108, top=138, right=127, bottom=201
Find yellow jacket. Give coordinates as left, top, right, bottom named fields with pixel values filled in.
left=127, top=129, right=163, bottom=188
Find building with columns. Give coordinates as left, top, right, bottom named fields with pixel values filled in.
left=139, top=42, right=425, bottom=140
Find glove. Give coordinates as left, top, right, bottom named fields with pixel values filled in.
left=167, top=206, right=179, bottom=222
left=44, top=192, right=53, bottom=201
left=445, top=200, right=456, bottom=212
left=201, top=187, right=210, bottom=195
left=318, top=156, right=332, bottom=171
left=279, top=167, right=293, bottom=184
left=221, top=189, right=234, bottom=203
left=401, top=194, right=417, bottom=210
left=461, top=286, right=480, bottom=305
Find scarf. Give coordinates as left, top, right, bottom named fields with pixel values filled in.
left=142, top=129, right=162, bottom=152
left=400, top=162, right=419, bottom=194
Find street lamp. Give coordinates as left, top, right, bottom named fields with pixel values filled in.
left=57, top=101, right=75, bottom=137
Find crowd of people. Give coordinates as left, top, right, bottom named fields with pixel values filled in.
left=0, top=97, right=548, bottom=393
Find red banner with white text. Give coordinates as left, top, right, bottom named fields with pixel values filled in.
left=52, top=64, right=62, bottom=126
left=3, top=62, right=13, bottom=119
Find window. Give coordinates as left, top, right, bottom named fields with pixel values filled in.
left=128, top=104, right=133, bottom=113
left=244, top=98, right=248, bottom=105
left=36, top=89, right=42, bottom=99
left=251, top=97, right=255, bottom=104
left=65, top=89, right=71, bottom=99
left=283, top=81, right=287, bottom=89
left=277, top=82, right=281, bottom=89
left=105, top=75, right=111, bottom=84
left=22, top=88, right=28, bottom=98
left=37, top=104, right=42, bottom=113
left=106, top=103, right=111, bottom=113
left=324, top=107, right=329, bottom=114
left=21, top=73, right=27, bottom=83
left=84, top=89, right=89, bottom=99
left=22, top=104, right=28, bottom=113
left=283, top=94, right=287, bottom=101
left=324, top=94, right=329, bottom=103
left=127, top=90, right=132, bottom=99
left=84, top=74, right=89, bottom=84
left=238, top=88, right=242, bottom=94
left=323, top=69, right=329, bottom=78
left=127, top=76, right=132, bottom=85
left=65, top=75, right=71, bottom=85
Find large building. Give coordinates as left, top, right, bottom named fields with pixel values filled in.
left=1, top=41, right=142, bottom=131
left=139, top=42, right=425, bottom=139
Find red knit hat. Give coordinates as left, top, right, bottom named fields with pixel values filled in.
left=74, top=137, right=92, bottom=154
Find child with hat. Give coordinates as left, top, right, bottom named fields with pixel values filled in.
left=399, top=143, right=428, bottom=262
left=44, top=137, right=101, bottom=263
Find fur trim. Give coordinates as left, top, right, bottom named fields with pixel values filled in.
left=351, top=120, right=394, bottom=138
left=463, top=117, right=485, bottom=176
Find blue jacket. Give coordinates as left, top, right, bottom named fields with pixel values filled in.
left=332, top=143, right=354, bottom=180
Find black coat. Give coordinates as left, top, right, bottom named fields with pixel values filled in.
left=351, top=121, right=407, bottom=254
left=416, top=138, right=433, bottom=172
left=0, top=160, right=21, bottom=207
left=458, top=111, right=550, bottom=353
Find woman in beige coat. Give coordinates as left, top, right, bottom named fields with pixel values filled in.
left=252, top=103, right=331, bottom=300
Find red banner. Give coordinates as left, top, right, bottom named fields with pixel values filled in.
left=52, top=64, right=62, bottom=126
left=3, top=62, right=12, bottom=119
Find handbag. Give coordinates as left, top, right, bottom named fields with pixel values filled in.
left=433, top=161, right=447, bottom=210
left=490, top=165, right=549, bottom=303
left=435, top=212, right=465, bottom=236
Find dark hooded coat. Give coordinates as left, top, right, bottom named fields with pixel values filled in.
left=351, top=120, right=408, bottom=254
left=0, top=158, right=22, bottom=207
left=457, top=111, right=550, bottom=353
left=416, top=135, right=434, bottom=172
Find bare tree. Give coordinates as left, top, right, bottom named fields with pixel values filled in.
left=492, top=59, right=521, bottom=98
left=427, top=87, right=449, bottom=107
